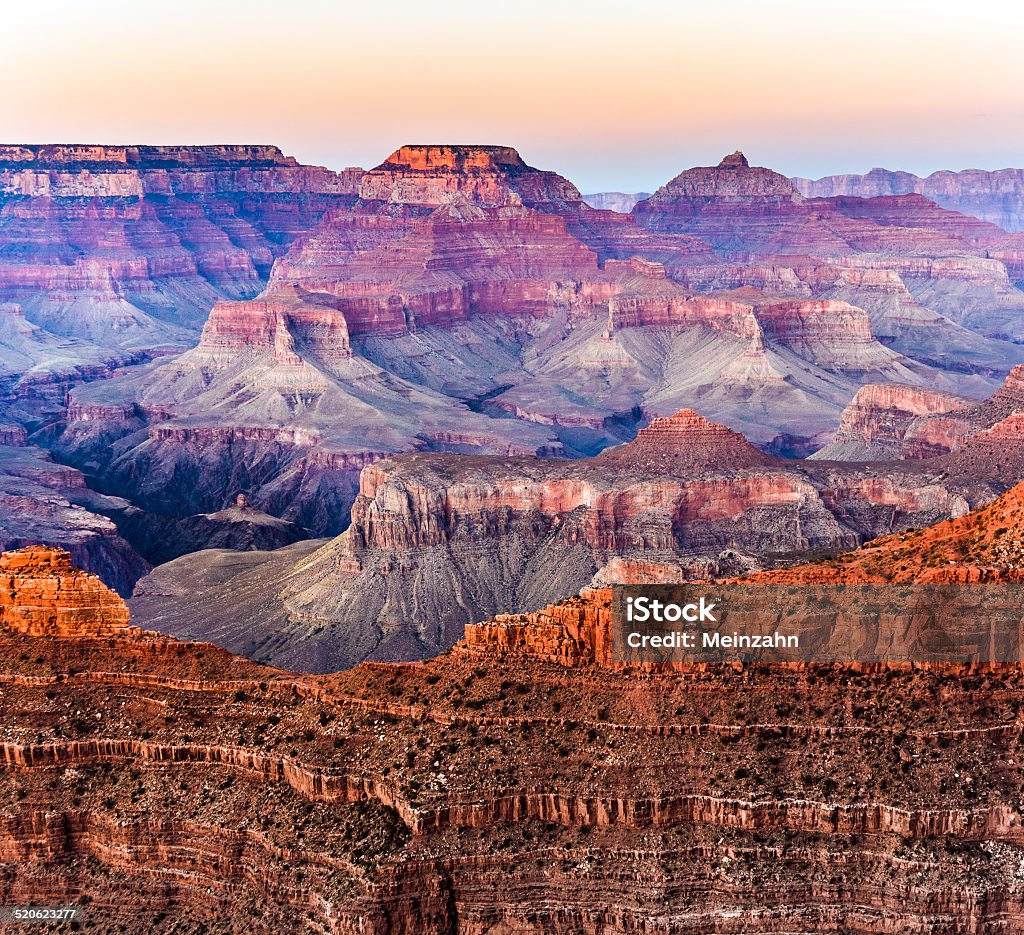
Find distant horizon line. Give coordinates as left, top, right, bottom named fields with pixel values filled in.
left=2, top=140, right=1023, bottom=191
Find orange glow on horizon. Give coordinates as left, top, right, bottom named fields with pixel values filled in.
left=2, top=0, right=1022, bottom=190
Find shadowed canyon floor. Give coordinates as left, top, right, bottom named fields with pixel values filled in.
left=4, top=515, right=1024, bottom=932
left=129, top=392, right=1024, bottom=671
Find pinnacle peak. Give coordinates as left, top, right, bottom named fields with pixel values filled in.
left=718, top=151, right=750, bottom=169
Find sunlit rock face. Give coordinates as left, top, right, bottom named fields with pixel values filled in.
left=0, top=144, right=362, bottom=354
left=0, top=545, right=133, bottom=636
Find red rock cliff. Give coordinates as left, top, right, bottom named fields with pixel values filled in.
left=0, top=546, right=134, bottom=637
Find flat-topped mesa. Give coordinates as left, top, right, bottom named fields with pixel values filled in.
left=191, top=287, right=352, bottom=365
left=357, top=144, right=584, bottom=211
left=0, top=546, right=137, bottom=638
left=0, top=144, right=296, bottom=168
left=0, top=143, right=361, bottom=198
left=599, top=408, right=774, bottom=471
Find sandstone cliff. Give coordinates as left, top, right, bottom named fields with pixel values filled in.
left=4, top=545, right=1024, bottom=932
left=817, top=364, right=1024, bottom=462
left=129, top=408, right=982, bottom=671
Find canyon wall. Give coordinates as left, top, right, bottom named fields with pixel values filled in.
left=3, top=545, right=1024, bottom=932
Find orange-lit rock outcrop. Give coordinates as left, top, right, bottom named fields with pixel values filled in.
left=0, top=546, right=134, bottom=637
left=4, top=545, right=1024, bottom=931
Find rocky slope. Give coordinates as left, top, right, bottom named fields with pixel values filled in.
left=0, top=144, right=362, bottom=373
left=130, top=408, right=991, bottom=671
left=818, top=363, right=1024, bottom=461
left=4, top=545, right=1024, bottom=931
left=0, top=301, right=148, bottom=426
left=744, top=477, right=1024, bottom=584
left=793, top=165, right=1024, bottom=231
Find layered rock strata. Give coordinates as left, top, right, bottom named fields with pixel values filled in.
left=2, top=546, right=1024, bottom=932
left=130, top=408, right=986, bottom=671
left=818, top=363, right=1024, bottom=461
left=0, top=144, right=362, bottom=367
left=793, top=166, right=1024, bottom=231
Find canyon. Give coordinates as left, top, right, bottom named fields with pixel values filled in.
left=5, top=142, right=1024, bottom=675
left=30, top=147, right=1024, bottom=567
left=130, top=406, right=999, bottom=671
left=3, top=499, right=1024, bottom=931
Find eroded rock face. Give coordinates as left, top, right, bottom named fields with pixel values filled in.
left=357, top=144, right=584, bottom=211
left=5, top=544, right=1024, bottom=932
left=793, top=165, right=1024, bottom=231
left=818, top=364, right=1024, bottom=461
left=0, top=545, right=133, bottom=636
left=0, top=145, right=362, bottom=363
left=634, top=154, right=1014, bottom=263
left=129, top=408, right=983, bottom=671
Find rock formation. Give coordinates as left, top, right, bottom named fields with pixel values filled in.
left=357, top=144, right=584, bottom=211
left=0, top=443, right=148, bottom=594
left=130, top=408, right=987, bottom=671
left=582, top=191, right=652, bottom=212
left=9, top=142, right=1024, bottom=608
left=745, top=477, right=1024, bottom=584
left=4, top=545, right=1024, bottom=931
left=53, top=143, right=1004, bottom=533
left=793, top=165, right=1024, bottom=231
left=817, top=364, right=1024, bottom=462
left=0, top=545, right=135, bottom=636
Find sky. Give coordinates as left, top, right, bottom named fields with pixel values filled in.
left=3, top=0, right=1023, bottom=192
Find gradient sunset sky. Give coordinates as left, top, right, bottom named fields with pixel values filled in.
left=4, top=0, right=1023, bottom=191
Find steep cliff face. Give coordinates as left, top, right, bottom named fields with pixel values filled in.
left=130, top=409, right=981, bottom=671
left=5, top=546, right=1024, bottom=932
left=818, top=364, right=1024, bottom=461
left=0, top=545, right=134, bottom=636
left=744, top=478, right=1024, bottom=585
left=0, top=145, right=362, bottom=362
left=818, top=383, right=975, bottom=460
